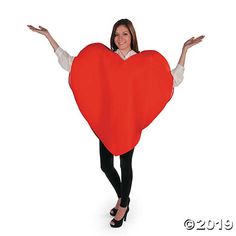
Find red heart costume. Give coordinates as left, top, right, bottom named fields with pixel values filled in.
left=68, top=43, right=174, bottom=156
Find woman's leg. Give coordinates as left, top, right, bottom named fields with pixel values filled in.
left=119, top=147, right=135, bottom=207
left=99, top=140, right=121, bottom=198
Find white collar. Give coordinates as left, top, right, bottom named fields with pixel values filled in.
left=115, top=49, right=137, bottom=60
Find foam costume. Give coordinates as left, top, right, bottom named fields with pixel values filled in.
left=68, top=43, right=174, bottom=156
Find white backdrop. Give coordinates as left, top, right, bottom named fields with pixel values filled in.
left=0, top=0, right=236, bottom=235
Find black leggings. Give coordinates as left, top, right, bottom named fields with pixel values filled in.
left=99, top=139, right=134, bottom=207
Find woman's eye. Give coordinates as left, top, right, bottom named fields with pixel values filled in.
left=115, top=33, right=128, bottom=36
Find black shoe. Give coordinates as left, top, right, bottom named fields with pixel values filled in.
left=110, top=197, right=130, bottom=216
left=110, top=206, right=129, bottom=228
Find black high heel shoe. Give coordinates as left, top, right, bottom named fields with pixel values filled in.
left=110, top=206, right=129, bottom=228
left=110, top=197, right=130, bottom=216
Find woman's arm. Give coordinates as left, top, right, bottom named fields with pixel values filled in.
left=27, top=25, right=74, bottom=71
left=27, top=25, right=60, bottom=52
left=171, top=65, right=185, bottom=87
left=177, top=35, right=205, bottom=67
left=54, top=47, right=74, bottom=72
left=171, top=35, right=205, bottom=87
left=46, top=32, right=60, bottom=52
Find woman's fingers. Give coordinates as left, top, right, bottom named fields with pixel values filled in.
left=191, top=35, right=205, bottom=42
left=27, top=25, right=39, bottom=31
left=188, top=36, right=195, bottom=41
left=186, top=35, right=205, bottom=44
left=183, top=35, right=205, bottom=50
left=27, top=25, right=45, bottom=30
left=27, top=25, right=49, bottom=35
left=192, top=35, right=205, bottom=44
left=27, top=25, right=35, bottom=30
left=197, top=35, right=205, bottom=39
left=193, top=35, right=204, bottom=42
left=39, top=25, right=47, bottom=31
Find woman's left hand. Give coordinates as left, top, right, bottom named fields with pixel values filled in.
left=177, top=35, right=205, bottom=67
left=183, top=35, right=205, bottom=51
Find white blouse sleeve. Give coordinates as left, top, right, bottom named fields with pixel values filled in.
left=171, top=64, right=185, bottom=87
left=54, top=47, right=74, bottom=72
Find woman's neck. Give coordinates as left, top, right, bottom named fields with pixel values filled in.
left=118, top=48, right=132, bottom=58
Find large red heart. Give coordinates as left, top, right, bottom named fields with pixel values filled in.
left=68, top=43, right=174, bottom=155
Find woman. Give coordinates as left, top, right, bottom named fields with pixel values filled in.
left=27, top=19, right=204, bottom=228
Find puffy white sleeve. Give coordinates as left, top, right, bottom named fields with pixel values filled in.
left=54, top=47, right=75, bottom=72
left=171, top=64, right=185, bottom=87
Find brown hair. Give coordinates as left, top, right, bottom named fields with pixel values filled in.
left=110, top=19, right=139, bottom=53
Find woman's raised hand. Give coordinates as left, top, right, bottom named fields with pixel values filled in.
left=177, top=35, right=205, bottom=67
left=27, top=25, right=60, bottom=51
left=27, top=25, right=50, bottom=37
left=183, top=35, right=205, bottom=51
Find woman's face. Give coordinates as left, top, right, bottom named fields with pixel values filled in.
left=114, top=25, right=132, bottom=51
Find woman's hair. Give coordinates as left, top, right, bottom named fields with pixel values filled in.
left=110, top=19, right=139, bottom=53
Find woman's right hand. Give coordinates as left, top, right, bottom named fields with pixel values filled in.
left=27, top=25, right=60, bottom=51
left=27, top=25, right=50, bottom=37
